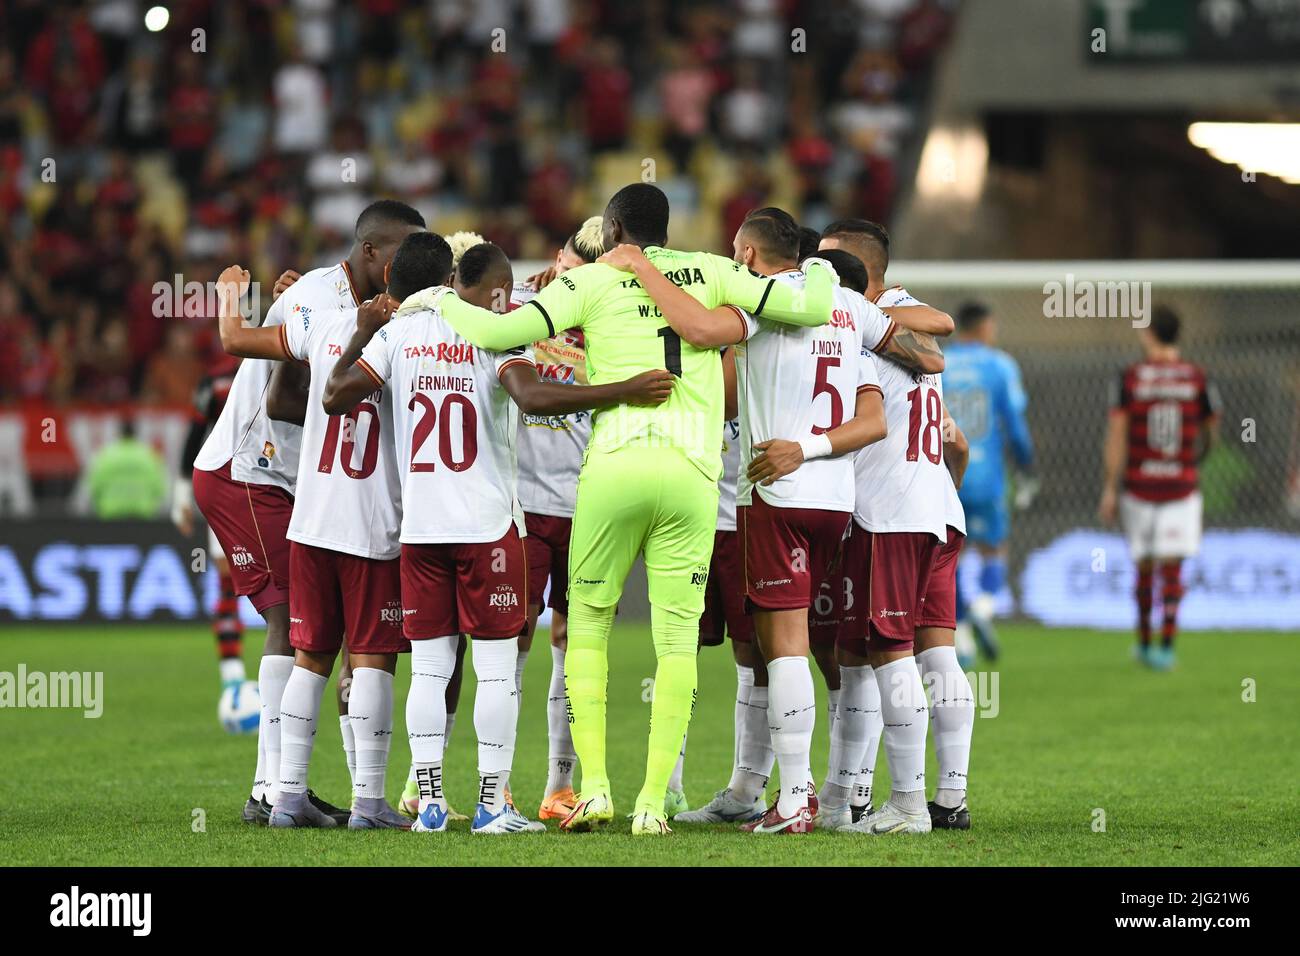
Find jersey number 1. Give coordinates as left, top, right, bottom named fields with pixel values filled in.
left=658, top=327, right=683, bottom=377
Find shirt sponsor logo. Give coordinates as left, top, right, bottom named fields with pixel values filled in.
left=404, top=343, right=474, bottom=363
left=878, top=608, right=908, bottom=618
left=754, top=577, right=793, bottom=590
left=829, top=308, right=857, bottom=330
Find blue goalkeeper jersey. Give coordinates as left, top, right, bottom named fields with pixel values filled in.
left=941, top=340, right=1033, bottom=505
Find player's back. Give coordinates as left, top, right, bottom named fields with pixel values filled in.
left=854, top=358, right=950, bottom=540
left=511, top=282, right=591, bottom=518
left=541, top=250, right=738, bottom=479
left=195, top=262, right=359, bottom=492
left=736, top=275, right=866, bottom=512
left=942, top=340, right=1026, bottom=503
left=285, top=307, right=402, bottom=560
left=1115, top=357, right=1216, bottom=502
left=360, top=305, right=533, bottom=544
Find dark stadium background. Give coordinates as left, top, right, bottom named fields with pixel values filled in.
left=1, top=0, right=1297, bottom=629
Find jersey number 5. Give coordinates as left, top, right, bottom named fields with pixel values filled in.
left=409, top=393, right=479, bottom=472
left=811, top=356, right=844, bottom=435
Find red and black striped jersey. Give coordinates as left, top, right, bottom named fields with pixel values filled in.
left=1110, top=359, right=1219, bottom=502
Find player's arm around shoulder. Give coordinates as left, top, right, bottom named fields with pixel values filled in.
left=498, top=352, right=674, bottom=415
left=599, top=244, right=747, bottom=349
left=436, top=273, right=579, bottom=352
left=322, top=294, right=399, bottom=414
left=863, top=295, right=946, bottom=377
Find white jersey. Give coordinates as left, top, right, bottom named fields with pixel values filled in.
left=511, top=282, right=591, bottom=518
left=358, top=302, right=533, bottom=544
left=281, top=306, right=402, bottom=560
left=735, top=274, right=886, bottom=512
left=853, top=358, right=950, bottom=541
left=941, top=468, right=966, bottom=536
left=717, top=417, right=741, bottom=531
left=195, top=262, right=360, bottom=492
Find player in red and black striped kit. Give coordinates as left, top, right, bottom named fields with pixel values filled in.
left=1099, top=307, right=1220, bottom=670
left=171, top=352, right=251, bottom=692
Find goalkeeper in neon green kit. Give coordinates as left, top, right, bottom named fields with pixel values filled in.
left=408, top=184, right=836, bottom=834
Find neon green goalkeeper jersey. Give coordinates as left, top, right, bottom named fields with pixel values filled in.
left=427, top=246, right=834, bottom=480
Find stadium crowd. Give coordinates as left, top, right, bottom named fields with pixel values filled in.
left=0, top=0, right=954, bottom=406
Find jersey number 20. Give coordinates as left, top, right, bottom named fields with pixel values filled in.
left=409, top=393, right=479, bottom=472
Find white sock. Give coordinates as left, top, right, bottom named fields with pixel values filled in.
left=875, top=656, right=928, bottom=811
left=669, top=731, right=686, bottom=792
left=445, top=710, right=458, bottom=748
left=350, top=667, right=394, bottom=802
left=252, top=723, right=268, bottom=800
left=339, top=714, right=356, bottom=790
left=825, top=665, right=873, bottom=808
left=257, top=655, right=294, bottom=804
left=917, top=645, right=974, bottom=808
left=479, top=770, right=511, bottom=813
left=821, top=685, right=846, bottom=805
left=408, top=637, right=457, bottom=811
left=767, top=656, right=815, bottom=817
left=472, top=638, right=519, bottom=778
left=730, top=683, right=773, bottom=803
left=277, top=666, right=326, bottom=796
left=545, top=644, right=576, bottom=793
left=733, top=664, right=754, bottom=768
left=852, top=667, right=883, bottom=806
left=515, top=648, right=529, bottom=699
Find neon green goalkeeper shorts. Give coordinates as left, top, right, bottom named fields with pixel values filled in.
left=567, top=445, right=720, bottom=615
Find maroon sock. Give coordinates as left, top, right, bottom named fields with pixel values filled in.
left=1135, top=568, right=1154, bottom=647
left=1160, top=562, right=1184, bottom=649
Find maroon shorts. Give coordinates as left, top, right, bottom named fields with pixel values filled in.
left=288, top=543, right=408, bottom=655
left=400, top=525, right=528, bottom=640
left=700, top=529, right=754, bottom=646
left=917, top=526, right=965, bottom=630
left=523, top=512, right=571, bottom=616
left=740, top=493, right=849, bottom=613
left=834, top=524, right=941, bottom=656
left=192, top=460, right=292, bottom=612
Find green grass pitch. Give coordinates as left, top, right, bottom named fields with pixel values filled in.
left=1, top=623, right=1296, bottom=866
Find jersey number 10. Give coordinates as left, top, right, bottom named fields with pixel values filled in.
left=318, top=402, right=381, bottom=479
